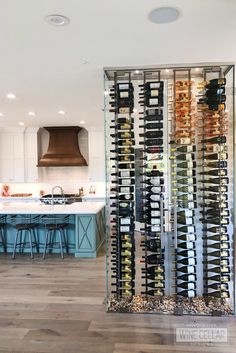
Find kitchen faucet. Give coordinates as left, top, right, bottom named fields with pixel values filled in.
left=51, top=185, right=65, bottom=206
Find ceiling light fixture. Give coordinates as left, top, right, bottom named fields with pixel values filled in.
left=165, top=69, right=170, bottom=73
left=45, top=14, right=70, bottom=26
left=6, top=93, right=16, bottom=99
left=28, top=111, right=36, bottom=116
left=149, top=7, right=181, bottom=24
left=135, top=70, right=140, bottom=74
left=58, top=110, right=65, bottom=115
left=195, top=68, right=199, bottom=71
left=0, top=113, right=3, bottom=117
left=80, top=121, right=85, bottom=124
left=18, top=122, right=24, bottom=126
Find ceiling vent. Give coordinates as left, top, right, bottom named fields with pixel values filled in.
left=38, top=126, right=87, bottom=167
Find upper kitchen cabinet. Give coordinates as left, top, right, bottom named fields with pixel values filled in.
left=0, top=128, right=25, bottom=182
left=0, top=127, right=39, bottom=183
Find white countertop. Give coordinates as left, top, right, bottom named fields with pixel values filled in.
left=0, top=201, right=105, bottom=215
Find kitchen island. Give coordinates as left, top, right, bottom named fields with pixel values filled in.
left=0, top=202, right=106, bottom=258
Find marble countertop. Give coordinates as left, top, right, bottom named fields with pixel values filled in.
left=0, top=201, right=105, bottom=215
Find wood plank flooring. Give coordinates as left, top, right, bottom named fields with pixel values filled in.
left=0, top=249, right=235, bottom=353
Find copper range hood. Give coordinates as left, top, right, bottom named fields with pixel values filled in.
left=38, top=126, right=87, bottom=167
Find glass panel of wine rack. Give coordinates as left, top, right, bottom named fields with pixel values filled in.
left=104, top=64, right=235, bottom=316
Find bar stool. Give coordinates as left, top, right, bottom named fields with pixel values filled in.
left=0, top=216, right=7, bottom=253
left=11, top=215, right=39, bottom=259
left=42, top=215, right=69, bottom=259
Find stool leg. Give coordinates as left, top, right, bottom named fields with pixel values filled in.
left=33, top=228, right=39, bottom=253
left=43, top=230, right=49, bottom=259
left=0, top=228, right=7, bottom=253
left=58, top=229, right=64, bottom=259
left=28, top=229, right=34, bottom=259
left=12, top=231, right=20, bottom=259
left=21, top=230, right=26, bottom=253
left=62, top=229, right=69, bottom=254
left=51, top=230, right=56, bottom=254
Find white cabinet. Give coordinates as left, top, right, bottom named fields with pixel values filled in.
left=24, top=128, right=38, bottom=182
left=0, top=127, right=39, bottom=183
left=0, top=129, right=24, bottom=182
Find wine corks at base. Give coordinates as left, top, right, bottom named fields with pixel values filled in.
left=108, top=295, right=233, bottom=315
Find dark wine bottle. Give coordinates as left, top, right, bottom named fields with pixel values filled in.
left=141, top=239, right=161, bottom=253
left=140, top=122, right=163, bottom=130
left=176, top=289, right=196, bottom=298
left=207, top=266, right=230, bottom=274
left=176, top=274, right=197, bottom=282
left=143, top=146, right=163, bottom=154
left=200, top=194, right=227, bottom=202
left=139, top=81, right=164, bottom=90
left=202, top=153, right=228, bottom=161
left=176, top=177, right=196, bottom=185
left=203, top=234, right=229, bottom=242
left=203, top=242, right=229, bottom=250
left=199, top=185, right=228, bottom=193
left=112, top=82, right=134, bottom=91
left=201, top=136, right=227, bottom=144
left=141, top=289, right=164, bottom=296
left=111, top=117, right=134, bottom=124
left=110, top=147, right=135, bottom=155
left=139, top=139, right=163, bottom=146
left=110, top=123, right=134, bottom=130
left=205, top=291, right=229, bottom=298
left=203, top=274, right=230, bottom=282
left=207, top=78, right=226, bottom=87
left=172, top=170, right=196, bottom=177
left=177, top=226, right=195, bottom=233
left=112, top=179, right=135, bottom=186
left=111, top=139, right=135, bottom=147
left=117, top=162, right=135, bottom=170
left=143, top=273, right=164, bottom=281
left=111, top=155, right=135, bottom=162
left=140, top=114, right=163, bottom=122
left=200, top=202, right=228, bottom=209
left=143, top=281, right=164, bottom=289
left=176, top=258, right=196, bottom=266
left=177, top=242, right=195, bottom=250
left=139, top=131, right=163, bottom=139
left=177, top=234, right=196, bottom=242
left=176, top=161, right=196, bottom=169
left=205, top=283, right=229, bottom=291
left=206, top=226, right=228, bottom=233
left=141, top=254, right=163, bottom=265
left=110, top=131, right=134, bottom=139
left=141, top=266, right=164, bottom=275
left=110, top=194, right=134, bottom=201
left=176, top=265, right=196, bottom=274
left=201, top=161, right=227, bottom=169
left=141, top=186, right=162, bottom=193
left=203, top=177, right=229, bottom=185
left=171, top=145, right=196, bottom=153
left=203, top=259, right=229, bottom=266
left=140, top=97, right=164, bottom=107
left=199, top=169, right=227, bottom=177
left=170, top=153, right=195, bottom=161
left=111, top=170, right=135, bottom=178
left=176, top=282, right=196, bottom=290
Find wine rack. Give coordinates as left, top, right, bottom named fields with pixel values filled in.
left=109, top=76, right=136, bottom=298
left=139, top=77, right=165, bottom=297
left=105, top=64, right=235, bottom=315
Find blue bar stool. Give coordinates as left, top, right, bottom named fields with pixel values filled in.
left=0, top=216, right=7, bottom=253
left=42, top=215, right=69, bottom=259
left=11, top=215, right=39, bottom=259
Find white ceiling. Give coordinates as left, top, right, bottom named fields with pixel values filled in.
left=0, top=0, right=235, bottom=129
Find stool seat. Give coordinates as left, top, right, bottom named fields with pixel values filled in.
left=42, top=215, right=69, bottom=259
left=11, top=216, right=39, bottom=259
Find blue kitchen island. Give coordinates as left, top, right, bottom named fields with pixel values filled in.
left=0, top=201, right=106, bottom=258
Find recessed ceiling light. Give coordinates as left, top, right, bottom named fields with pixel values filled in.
left=6, top=93, right=16, bottom=99
left=165, top=69, right=170, bottom=73
left=18, top=122, right=24, bottom=126
left=45, top=14, right=70, bottom=26
left=104, top=90, right=109, bottom=96
left=149, top=7, right=181, bottom=24
left=58, top=110, right=65, bottom=115
left=28, top=111, right=36, bottom=116
left=195, top=68, right=199, bottom=71
left=135, top=70, right=140, bottom=74
left=80, top=121, right=85, bottom=124
left=0, top=113, right=3, bottom=117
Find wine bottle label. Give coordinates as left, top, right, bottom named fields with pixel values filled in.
left=150, top=202, right=160, bottom=208
left=119, top=107, right=130, bottom=114
left=151, top=225, right=161, bottom=232
left=118, top=84, right=129, bottom=90
left=187, top=234, right=195, bottom=242
left=155, top=282, right=164, bottom=288
left=120, top=218, right=131, bottom=225
left=222, top=243, right=229, bottom=249
left=188, top=258, right=196, bottom=266
left=124, top=195, right=132, bottom=200
left=120, top=187, right=131, bottom=193
left=186, top=242, right=194, bottom=249
left=149, top=195, right=161, bottom=201
left=184, top=217, right=193, bottom=225
left=151, top=187, right=162, bottom=193
left=150, top=177, right=161, bottom=185
left=184, top=210, right=193, bottom=218
left=120, top=179, right=132, bottom=186
left=150, top=89, right=159, bottom=97
left=120, top=226, right=130, bottom=232
left=187, top=290, right=195, bottom=298
left=188, top=202, right=194, bottom=209
left=150, top=83, right=161, bottom=89
left=149, top=98, right=158, bottom=105
left=119, top=91, right=129, bottom=98
left=120, top=171, right=130, bottom=178
left=151, top=218, right=161, bottom=225
left=151, top=210, right=161, bottom=217
left=176, top=138, right=192, bottom=145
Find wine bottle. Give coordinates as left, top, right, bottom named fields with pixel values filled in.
left=142, top=289, right=164, bottom=296
left=139, top=139, right=163, bottom=146
left=139, top=131, right=163, bottom=139
left=198, top=95, right=226, bottom=104
left=143, top=273, right=164, bottom=281
left=207, top=266, right=230, bottom=274
left=200, top=136, right=227, bottom=145
left=177, top=226, right=195, bottom=233
left=199, top=169, right=227, bottom=177
left=112, top=82, right=134, bottom=91
left=140, top=81, right=164, bottom=90
left=176, top=274, right=197, bottom=282
left=177, top=250, right=196, bottom=259
left=110, top=123, right=134, bottom=130
left=174, top=185, right=197, bottom=193
left=140, top=114, right=163, bottom=122
left=205, top=283, right=229, bottom=291
left=200, top=161, right=227, bottom=169
left=205, top=87, right=225, bottom=95
left=177, top=201, right=197, bottom=209
left=172, top=170, right=196, bottom=178
left=140, top=97, right=164, bottom=107
left=207, top=78, right=226, bottom=87
left=176, top=194, right=196, bottom=202
left=177, top=234, right=196, bottom=242
left=170, top=153, right=194, bottom=161
left=111, top=155, right=135, bottom=162
left=200, top=194, right=228, bottom=202
left=202, top=153, right=228, bottom=161
left=143, top=146, right=163, bottom=154
left=200, top=202, right=228, bottom=209
left=171, top=145, right=196, bottom=153
left=203, top=234, right=229, bottom=242
left=203, top=274, right=230, bottom=282
left=110, top=147, right=135, bottom=155
left=141, top=239, right=161, bottom=253
left=204, top=242, right=229, bottom=250
left=110, top=132, right=134, bottom=139
left=112, top=178, right=135, bottom=186
left=110, top=194, right=134, bottom=201
left=203, top=259, right=229, bottom=266
left=175, top=177, right=196, bottom=185
left=201, top=144, right=227, bottom=153
left=111, top=186, right=134, bottom=194
left=141, top=177, right=163, bottom=186
left=176, top=289, right=196, bottom=298
left=205, top=291, right=229, bottom=298
left=176, top=282, right=196, bottom=290
left=175, top=161, right=196, bottom=169
left=176, top=258, right=196, bottom=266
left=141, top=186, right=162, bottom=193
left=176, top=265, right=196, bottom=274
left=116, top=162, right=135, bottom=170
left=141, top=254, right=163, bottom=265
left=199, top=185, right=228, bottom=193
left=206, top=226, right=227, bottom=233
left=141, top=266, right=164, bottom=275
left=177, top=242, right=195, bottom=250
left=143, top=281, right=164, bottom=289
left=201, top=217, right=229, bottom=226
left=203, top=177, right=229, bottom=185
left=145, top=194, right=161, bottom=202
left=111, top=170, right=135, bottom=178
left=202, top=209, right=230, bottom=218
left=111, top=139, right=135, bottom=147
left=111, top=117, right=134, bottom=124
left=139, top=123, right=163, bottom=130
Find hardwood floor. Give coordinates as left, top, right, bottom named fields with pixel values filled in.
left=0, top=249, right=235, bottom=353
